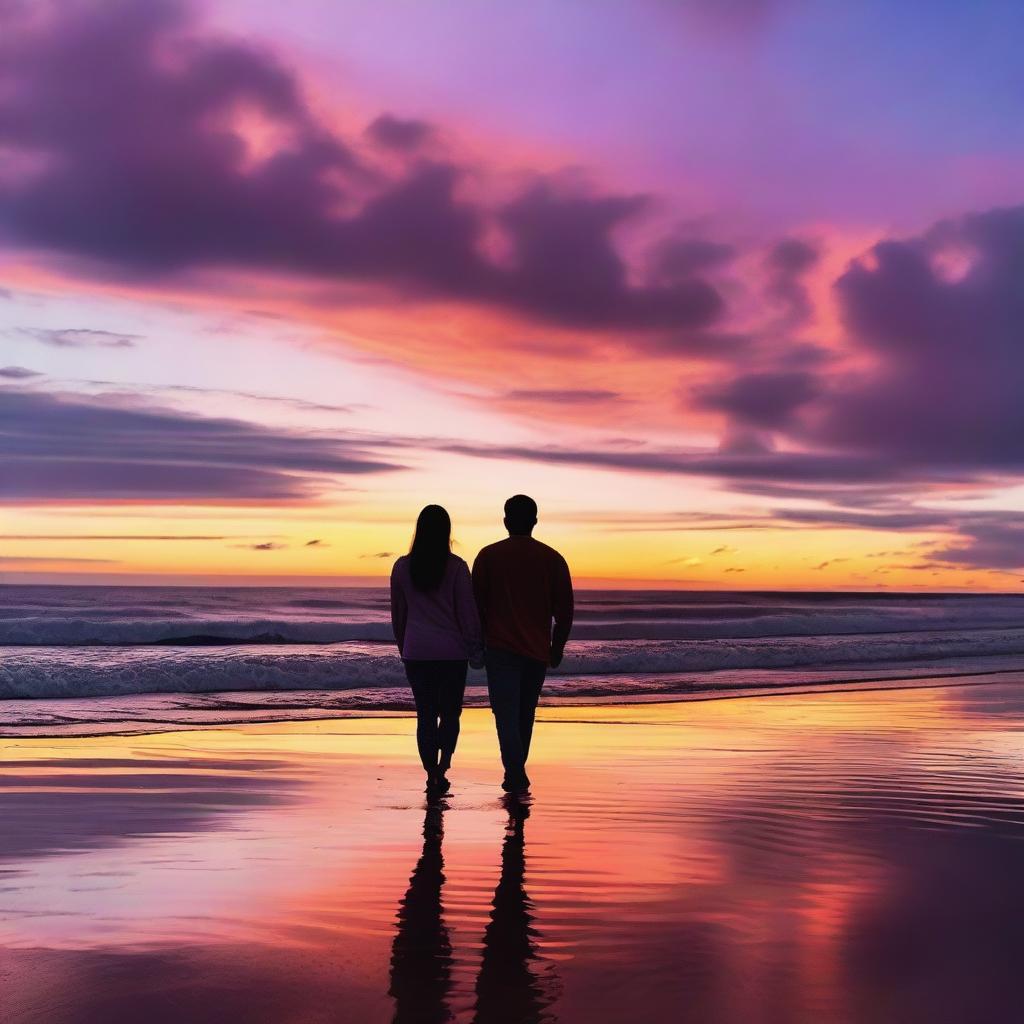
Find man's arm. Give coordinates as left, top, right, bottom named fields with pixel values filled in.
left=550, top=554, right=574, bottom=668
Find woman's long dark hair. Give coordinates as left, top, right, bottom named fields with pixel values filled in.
left=409, top=505, right=452, bottom=592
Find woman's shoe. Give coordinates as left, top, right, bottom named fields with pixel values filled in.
left=425, top=772, right=450, bottom=795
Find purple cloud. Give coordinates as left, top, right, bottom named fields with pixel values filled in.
left=0, top=0, right=724, bottom=337
left=442, top=439, right=913, bottom=485
left=17, top=328, right=139, bottom=348
left=678, top=205, right=1024, bottom=573
left=502, top=388, right=622, bottom=404
left=817, top=206, right=1024, bottom=467
left=763, top=237, right=819, bottom=324
left=693, top=370, right=821, bottom=429
left=495, top=184, right=722, bottom=329
left=0, top=387, right=402, bottom=503
left=930, top=521, right=1024, bottom=571
left=365, top=114, right=436, bottom=152
left=651, top=236, right=737, bottom=282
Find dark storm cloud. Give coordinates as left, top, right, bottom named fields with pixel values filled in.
left=0, top=387, right=402, bottom=503
left=0, top=0, right=723, bottom=336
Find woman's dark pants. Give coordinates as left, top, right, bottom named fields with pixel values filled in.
left=403, top=659, right=468, bottom=774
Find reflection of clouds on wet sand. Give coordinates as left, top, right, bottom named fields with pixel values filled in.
left=1, top=943, right=387, bottom=1024
left=0, top=756, right=300, bottom=861
left=847, top=827, right=1024, bottom=1024
left=3, top=684, right=1024, bottom=1022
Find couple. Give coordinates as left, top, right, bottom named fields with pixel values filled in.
left=390, top=494, right=574, bottom=795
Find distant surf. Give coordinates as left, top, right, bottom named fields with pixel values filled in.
left=3, top=585, right=1024, bottom=733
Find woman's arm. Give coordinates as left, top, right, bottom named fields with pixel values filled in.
left=390, top=561, right=408, bottom=656
left=454, top=559, right=484, bottom=668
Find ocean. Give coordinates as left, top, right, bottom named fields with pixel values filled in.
left=3, top=585, right=1024, bottom=735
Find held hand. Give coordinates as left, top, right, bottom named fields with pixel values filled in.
left=550, top=644, right=565, bottom=669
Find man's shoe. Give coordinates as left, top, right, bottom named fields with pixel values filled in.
left=502, top=771, right=530, bottom=793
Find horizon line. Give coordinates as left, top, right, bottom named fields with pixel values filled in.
left=0, top=571, right=1017, bottom=595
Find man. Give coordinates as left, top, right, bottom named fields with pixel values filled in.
left=472, top=494, right=574, bottom=792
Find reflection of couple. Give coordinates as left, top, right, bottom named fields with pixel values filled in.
left=389, top=794, right=557, bottom=1024
left=390, top=495, right=574, bottom=795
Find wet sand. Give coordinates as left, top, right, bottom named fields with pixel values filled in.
left=3, top=681, right=1024, bottom=1023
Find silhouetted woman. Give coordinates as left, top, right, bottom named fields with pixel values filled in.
left=391, top=505, right=483, bottom=793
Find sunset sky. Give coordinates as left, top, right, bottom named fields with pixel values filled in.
left=2, top=0, right=1023, bottom=589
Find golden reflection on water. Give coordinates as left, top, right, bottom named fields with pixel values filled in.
left=3, top=682, right=1024, bottom=1022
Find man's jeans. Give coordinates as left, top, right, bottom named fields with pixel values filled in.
left=484, top=646, right=547, bottom=780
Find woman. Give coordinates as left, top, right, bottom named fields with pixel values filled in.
left=391, top=505, right=484, bottom=793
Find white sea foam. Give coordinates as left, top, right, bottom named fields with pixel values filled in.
left=5, top=632, right=1024, bottom=701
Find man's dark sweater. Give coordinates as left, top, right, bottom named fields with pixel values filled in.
left=471, top=536, right=574, bottom=666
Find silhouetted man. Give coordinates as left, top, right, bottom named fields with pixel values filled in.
left=472, top=495, right=574, bottom=792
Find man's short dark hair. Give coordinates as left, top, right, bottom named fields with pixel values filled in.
left=504, top=494, right=538, bottom=528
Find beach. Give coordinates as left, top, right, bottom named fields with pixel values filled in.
left=3, top=1, right=1021, bottom=1020
left=4, top=678, right=1024, bottom=1023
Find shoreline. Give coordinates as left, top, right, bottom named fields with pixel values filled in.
left=3, top=667, right=1023, bottom=739
left=5, top=680, right=1024, bottom=1022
